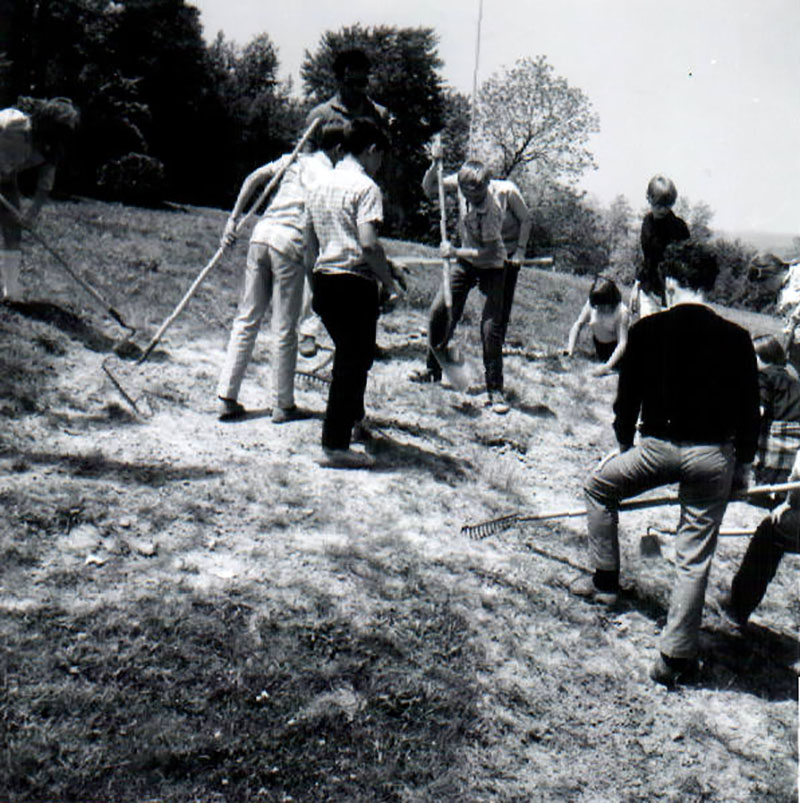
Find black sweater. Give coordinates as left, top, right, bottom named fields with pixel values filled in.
left=638, top=211, right=690, bottom=299
left=613, top=304, right=760, bottom=462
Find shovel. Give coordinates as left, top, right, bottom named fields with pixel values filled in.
left=430, top=134, right=474, bottom=391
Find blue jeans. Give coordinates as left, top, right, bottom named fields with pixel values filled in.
left=584, top=437, right=735, bottom=658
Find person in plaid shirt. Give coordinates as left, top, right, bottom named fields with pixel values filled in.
left=306, top=117, right=403, bottom=468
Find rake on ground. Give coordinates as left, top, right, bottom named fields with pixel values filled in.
left=461, top=480, right=800, bottom=539
left=0, top=190, right=136, bottom=345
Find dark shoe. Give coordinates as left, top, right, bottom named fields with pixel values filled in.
left=374, top=344, right=389, bottom=361
left=718, top=595, right=749, bottom=631
left=218, top=397, right=246, bottom=421
left=272, top=405, right=313, bottom=424
left=650, top=653, right=699, bottom=688
left=298, top=336, right=317, bottom=358
left=319, top=448, right=375, bottom=469
left=409, top=368, right=441, bottom=384
left=352, top=420, right=376, bottom=443
left=569, top=574, right=619, bottom=606
left=486, top=389, right=510, bottom=415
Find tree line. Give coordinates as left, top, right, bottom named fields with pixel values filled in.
left=1, top=0, right=776, bottom=310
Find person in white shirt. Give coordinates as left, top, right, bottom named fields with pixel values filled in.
left=216, top=122, right=344, bottom=423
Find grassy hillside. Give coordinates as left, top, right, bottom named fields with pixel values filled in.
left=0, top=198, right=796, bottom=802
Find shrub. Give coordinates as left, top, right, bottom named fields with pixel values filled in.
left=96, top=152, right=166, bottom=206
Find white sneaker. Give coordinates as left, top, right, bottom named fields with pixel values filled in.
left=319, top=448, right=375, bottom=469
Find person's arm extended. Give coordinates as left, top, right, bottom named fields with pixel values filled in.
left=421, top=161, right=458, bottom=200
left=566, top=302, right=591, bottom=356
left=506, top=186, right=533, bottom=264
left=221, top=160, right=281, bottom=245
left=359, top=220, right=397, bottom=294
left=600, top=305, right=631, bottom=372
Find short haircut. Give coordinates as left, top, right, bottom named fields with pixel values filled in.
left=646, top=174, right=677, bottom=207
left=589, top=276, right=621, bottom=307
left=342, top=117, right=389, bottom=156
left=457, top=160, right=490, bottom=189
left=20, top=96, right=79, bottom=143
left=661, top=240, right=719, bottom=292
left=333, top=48, right=370, bottom=80
left=753, top=334, right=787, bottom=367
left=314, top=120, right=345, bottom=152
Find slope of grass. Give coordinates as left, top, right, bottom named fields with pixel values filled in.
left=0, top=198, right=796, bottom=802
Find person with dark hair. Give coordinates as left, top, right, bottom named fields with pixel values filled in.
left=306, top=117, right=403, bottom=468
left=216, top=121, right=345, bottom=423
left=0, top=96, right=79, bottom=300
left=750, top=334, right=800, bottom=490
left=572, top=240, right=761, bottom=687
left=630, top=174, right=690, bottom=319
left=412, top=153, right=532, bottom=415
left=566, top=275, right=630, bottom=375
left=305, top=48, right=392, bottom=138
left=721, top=450, right=800, bottom=629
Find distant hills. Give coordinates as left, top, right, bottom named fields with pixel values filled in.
left=715, top=229, right=799, bottom=258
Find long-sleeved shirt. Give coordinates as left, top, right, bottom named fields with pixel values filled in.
left=758, top=364, right=800, bottom=424
left=613, top=303, right=760, bottom=463
left=638, top=210, right=690, bottom=300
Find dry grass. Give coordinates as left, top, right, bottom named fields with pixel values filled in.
left=0, top=197, right=796, bottom=802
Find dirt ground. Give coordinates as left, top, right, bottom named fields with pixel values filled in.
left=0, top=199, right=797, bottom=802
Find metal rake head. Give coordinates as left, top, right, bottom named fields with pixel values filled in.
left=295, top=370, right=331, bottom=388
left=460, top=513, right=521, bottom=539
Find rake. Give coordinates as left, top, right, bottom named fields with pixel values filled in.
left=102, top=118, right=322, bottom=414
left=0, top=190, right=136, bottom=346
left=461, top=480, right=800, bottom=539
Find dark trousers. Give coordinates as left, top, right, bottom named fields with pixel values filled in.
left=426, top=260, right=518, bottom=391
left=730, top=500, right=800, bottom=621
left=312, top=272, right=379, bottom=450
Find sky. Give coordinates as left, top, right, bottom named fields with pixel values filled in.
left=190, top=0, right=800, bottom=236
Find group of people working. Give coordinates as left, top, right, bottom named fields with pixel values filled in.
left=1, top=49, right=796, bottom=689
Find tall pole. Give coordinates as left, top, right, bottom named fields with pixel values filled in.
left=468, top=0, right=484, bottom=157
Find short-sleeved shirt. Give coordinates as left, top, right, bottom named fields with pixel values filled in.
left=251, top=150, right=334, bottom=261
left=0, top=108, right=54, bottom=189
left=307, top=154, right=383, bottom=281
left=458, top=179, right=530, bottom=269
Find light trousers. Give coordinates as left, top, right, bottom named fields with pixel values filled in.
left=216, top=242, right=305, bottom=409
left=584, top=437, right=735, bottom=658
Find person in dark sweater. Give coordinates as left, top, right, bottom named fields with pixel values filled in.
left=631, top=174, right=690, bottom=319
left=572, top=240, right=761, bottom=688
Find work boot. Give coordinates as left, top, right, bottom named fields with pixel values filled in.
left=298, top=335, right=317, bottom=358
left=217, top=397, right=246, bottom=421
left=272, top=405, right=312, bottom=424
left=352, top=419, right=376, bottom=444
left=319, top=448, right=375, bottom=469
left=649, top=653, right=699, bottom=688
left=569, top=573, right=620, bottom=606
left=409, top=368, right=441, bottom=384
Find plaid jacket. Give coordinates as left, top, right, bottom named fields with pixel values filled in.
left=755, top=420, right=800, bottom=479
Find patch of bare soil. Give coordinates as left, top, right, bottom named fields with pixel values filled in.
left=0, top=201, right=796, bottom=802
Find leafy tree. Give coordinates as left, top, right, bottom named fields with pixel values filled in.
left=472, top=55, right=599, bottom=183
left=301, top=25, right=446, bottom=238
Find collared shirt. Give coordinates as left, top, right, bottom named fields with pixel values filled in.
left=307, top=154, right=383, bottom=280
left=614, top=303, right=760, bottom=462
left=305, top=93, right=393, bottom=131
left=251, top=150, right=334, bottom=261
left=0, top=107, right=54, bottom=189
left=458, top=179, right=530, bottom=269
